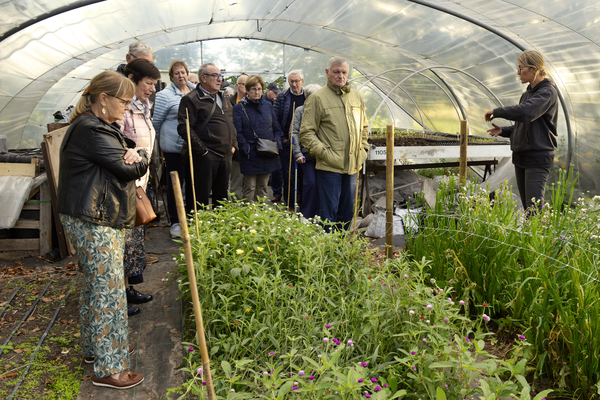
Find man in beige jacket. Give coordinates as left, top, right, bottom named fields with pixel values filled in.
left=299, top=56, right=369, bottom=231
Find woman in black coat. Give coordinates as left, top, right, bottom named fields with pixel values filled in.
left=485, top=50, right=558, bottom=214
left=233, top=75, right=283, bottom=202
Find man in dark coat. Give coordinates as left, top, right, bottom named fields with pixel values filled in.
left=177, top=63, right=238, bottom=211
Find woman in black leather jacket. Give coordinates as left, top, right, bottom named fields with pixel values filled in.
left=57, top=71, right=148, bottom=390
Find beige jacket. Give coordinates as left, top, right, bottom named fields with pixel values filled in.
left=299, top=82, right=368, bottom=174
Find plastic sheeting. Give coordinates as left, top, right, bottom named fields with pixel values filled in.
left=0, top=0, right=600, bottom=194
left=0, top=175, right=33, bottom=229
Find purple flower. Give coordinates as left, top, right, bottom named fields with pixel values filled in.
left=269, top=351, right=275, bottom=355
left=323, top=337, right=329, bottom=343
left=292, top=386, right=298, bottom=390
left=326, top=324, right=332, bottom=328
left=347, top=340, right=354, bottom=347
left=188, top=346, right=194, bottom=351
left=483, top=314, right=490, bottom=322
left=403, top=274, right=409, bottom=279
left=409, top=310, right=415, bottom=315
left=519, top=334, right=526, bottom=340
left=426, top=304, right=433, bottom=309
left=465, top=337, right=470, bottom=342
left=371, top=378, right=377, bottom=383
left=202, top=381, right=206, bottom=385
left=298, top=370, right=305, bottom=376
left=459, top=300, right=465, bottom=305
left=411, top=351, right=415, bottom=355
left=383, top=383, right=388, bottom=387
left=443, top=317, right=449, bottom=323
left=374, top=386, right=382, bottom=392
left=422, top=338, right=427, bottom=343
left=309, top=375, right=314, bottom=380
left=365, top=394, right=371, bottom=399
left=358, top=378, right=364, bottom=383
left=411, top=365, right=416, bottom=371
left=196, top=368, right=203, bottom=375
left=263, top=371, right=269, bottom=376
left=361, top=362, right=368, bottom=368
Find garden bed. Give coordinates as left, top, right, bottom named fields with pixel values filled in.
left=368, top=129, right=509, bottom=147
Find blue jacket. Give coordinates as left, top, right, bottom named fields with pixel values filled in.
left=153, top=82, right=196, bottom=154
left=273, top=88, right=305, bottom=141
left=233, top=97, right=283, bottom=175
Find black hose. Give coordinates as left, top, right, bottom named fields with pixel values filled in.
left=0, top=279, right=35, bottom=319
left=8, top=273, right=80, bottom=400
left=0, top=280, right=52, bottom=354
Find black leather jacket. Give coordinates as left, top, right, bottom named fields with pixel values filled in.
left=57, top=113, right=149, bottom=229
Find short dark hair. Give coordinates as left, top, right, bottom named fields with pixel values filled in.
left=124, top=58, right=160, bottom=84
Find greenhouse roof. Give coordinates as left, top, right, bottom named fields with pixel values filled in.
left=1, top=0, right=599, bottom=191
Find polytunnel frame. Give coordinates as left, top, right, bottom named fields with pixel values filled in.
left=357, top=66, right=504, bottom=134
left=407, top=0, right=575, bottom=168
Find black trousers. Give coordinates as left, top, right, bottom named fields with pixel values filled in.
left=514, top=165, right=550, bottom=213
left=184, top=151, right=231, bottom=214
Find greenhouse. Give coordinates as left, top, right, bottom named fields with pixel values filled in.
left=1, top=0, right=600, bottom=399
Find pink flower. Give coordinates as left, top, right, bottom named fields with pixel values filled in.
left=483, top=314, right=490, bottom=322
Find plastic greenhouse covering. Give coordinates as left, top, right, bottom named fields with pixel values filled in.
left=1, top=0, right=600, bottom=195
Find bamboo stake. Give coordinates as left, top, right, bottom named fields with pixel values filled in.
left=186, top=109, right=200, bottom=239
left=459, top=120, right=468, bottom=190
left=385, top=125, right=394, bottom=258
left=352, top=109, right=364, bottom=234
left=287, top=103, right=296, bottom=210
left=171, top=170, right=214, bottom=400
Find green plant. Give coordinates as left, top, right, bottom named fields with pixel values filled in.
left=170, top=201, right=535, bottom=399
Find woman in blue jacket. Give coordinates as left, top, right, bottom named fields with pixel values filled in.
left=485, top=50, right=558, bottom=214
left=233, top=75, right=283, bottom=202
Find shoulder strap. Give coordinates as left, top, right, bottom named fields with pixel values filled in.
left=196, top=97, right=217, bottom=135
left=240, top=102, right=258, bottom=140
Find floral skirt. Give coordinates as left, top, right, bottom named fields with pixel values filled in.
left=123, top=224, right=147, bottom=280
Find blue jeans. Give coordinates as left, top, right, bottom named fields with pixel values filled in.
left=300, top=160, right=320, bottom=219
left=316, top=170, right=356, bottom=232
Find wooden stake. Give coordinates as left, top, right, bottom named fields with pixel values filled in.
left=287, top=103, right=296, bottom=210
left=385, top=125, right=394, bottom=258
left=459, top=120, right=468, bottom=189
left=352, top=109, right=364, bottom=234
left=185, top=109, right=200, bottom=240
left=171, top=170, right=214, bottom=400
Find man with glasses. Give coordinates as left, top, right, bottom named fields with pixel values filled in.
left=177, top=63, right=237, bottom=211
left=273, top=70, right=305, bottom=207
left=230, top=74, right=248, bottom=105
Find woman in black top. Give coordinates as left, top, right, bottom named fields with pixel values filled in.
left=485, top=50, right=558, bottom=213
left=57, top=71, right=148, bottom=390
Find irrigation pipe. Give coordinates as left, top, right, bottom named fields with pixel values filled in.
left=0, top=280, right=52, bottom=356
left=0, top=279, right=35, bottom=319
left=8, top=273, right=80, bottom=400
left=171, top=170, right=215, bottom=399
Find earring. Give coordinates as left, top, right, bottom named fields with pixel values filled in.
left=102, top=108, right=106, bottom=115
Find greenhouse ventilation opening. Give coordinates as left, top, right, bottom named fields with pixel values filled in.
left=1, top=0, right=599, bottom=194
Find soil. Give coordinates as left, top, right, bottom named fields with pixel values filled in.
left=368, top=130, right=508, bottom=147
left=0, top=259, right=84, bottom=400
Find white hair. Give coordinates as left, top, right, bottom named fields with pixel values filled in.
left=128, top=42, right=154, bottom=61
left=327, top=56, right=348, bottom=70
left=288, top=69, right=304, bottom=81
left=304, top=84, right=321, bottom=98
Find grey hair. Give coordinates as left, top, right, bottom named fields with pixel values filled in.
left=288, top=69, right=304, bottom=80
left=198, top=63, right=217, bottom=76
left=327, top=56, right=348, bottom=70
left=304, top=84, right=321, bottom=98
left=129, top=42, right=154, bottom=60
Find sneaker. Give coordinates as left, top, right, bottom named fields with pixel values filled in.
left=126, top=286, right=153, bottom=304
left=92, top=370, right=144, bottom=389
left=170, top=223, right=181, bottom=238
left=84, top=345, right=135, bottom=364
left=146, top=255, right=158, bottom=264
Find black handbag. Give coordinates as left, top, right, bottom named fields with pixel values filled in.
left=240, top=103, right=279, bottom=158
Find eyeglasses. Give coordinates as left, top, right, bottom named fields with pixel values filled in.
left=289, top=79, right=303, bottom=84
left=110, top=94, right=131, bottom=106
left=204, top=73, right=224, bottom=80
left=517, top=66, right=531, bottom=73
left=248, top=88, right=263, bottom=92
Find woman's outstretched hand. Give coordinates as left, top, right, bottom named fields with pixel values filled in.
left=487, top=123, right=502, bottom=137
left=484, top=110, right=494, bottom=122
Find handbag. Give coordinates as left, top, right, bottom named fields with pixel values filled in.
left=135, top=186, right=156, bottom=226
left=240, top=103, right=279, bottom=158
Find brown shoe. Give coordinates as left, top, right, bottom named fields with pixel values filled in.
left=146, top=255, right=158, bottom=264
left=84, top=345, right=134, bottom=364
left=92, top=370, right=144, bottom=389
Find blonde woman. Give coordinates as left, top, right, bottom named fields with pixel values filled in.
left=57, top=71, right=148, bottom=389
left=485, top=50, right=558, bottom=213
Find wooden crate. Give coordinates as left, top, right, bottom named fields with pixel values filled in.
left=0, top=173, right=52, bottom=259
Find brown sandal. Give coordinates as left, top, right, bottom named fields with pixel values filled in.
left=92, top=370, right=144, bottom=389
